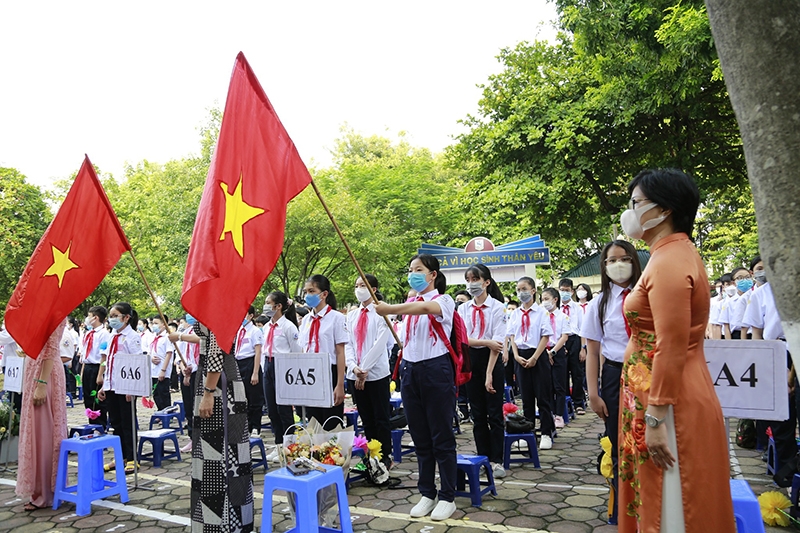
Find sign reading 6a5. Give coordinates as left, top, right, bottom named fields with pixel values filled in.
left=275, top=353, right=332, bottom=408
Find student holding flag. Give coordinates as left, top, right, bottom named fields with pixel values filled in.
left=345, top=274, right=394, bottom=468
left=299, top=275, right=347, bottom=430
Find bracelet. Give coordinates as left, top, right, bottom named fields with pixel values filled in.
left=35, top=379, right=47, bottom=385
left=203, top=386, right=216, bottom=394
left=178, top=333, right=183, bottom=342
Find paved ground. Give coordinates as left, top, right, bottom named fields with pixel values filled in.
left=0, top=391, right=788, bottom=532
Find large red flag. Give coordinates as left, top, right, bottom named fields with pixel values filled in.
left=181, top=52, right=312, bottom=350
left=4, top=156, right=131, bottom=357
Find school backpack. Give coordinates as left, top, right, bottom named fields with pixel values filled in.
left=735, top=419, right=756, bottom=449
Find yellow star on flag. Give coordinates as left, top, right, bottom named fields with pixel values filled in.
left=43, top=242, right=79, bottom=288
left=219, top=174, right=265, bottom=258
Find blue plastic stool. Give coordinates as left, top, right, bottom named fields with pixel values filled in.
left=503, top=432, right=540, bottom=469
left=504, top=386, right=514, bottom=403
left=68, top=424, right=104, bottom=439
left=250, top=437, right=267, bottom=472
left=53, top=434, right=129, bottom=516
left=66, top=392, right=74, bottom=408
left=456, top=454, right=497, bottom=506
left=172, top=400, right=186, bottom=426
left=137, top=429, right=181, bottom=467
left=389, top=397, right=402, bottom=415
left=149, top=412, right=184, bottom=434
left=346, top=449, right=367, bottom=489
left=391, top=429, right=416, bottom=463
left=730, top=479, right=766, bottom=533
left=262, top=464, right=353, bottom=533
left=344, top=410, right=359, bottom=435
left=767, top=437, right=777, bottom=475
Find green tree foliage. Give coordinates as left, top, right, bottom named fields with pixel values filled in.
left=448, top=0, right=750, bottom=273
left=0, top=168, right=51, bottom=314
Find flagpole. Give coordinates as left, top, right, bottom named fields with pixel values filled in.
left=127, top=249, right=188, bottom=367
left=308, top=178, right=402, bottom=348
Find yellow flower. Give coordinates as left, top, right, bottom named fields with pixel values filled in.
left=627, top=361, right=651, bottom=393
left=759, top=491, right=791, bottom=526
left=0, top=427, right=5, bottom=434
left=367, top=439, right=383, bottom=460
left=599, top=437, right=613, bottom=479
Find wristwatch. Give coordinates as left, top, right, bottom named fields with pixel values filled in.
left=644, top=413, right=667, bottom=428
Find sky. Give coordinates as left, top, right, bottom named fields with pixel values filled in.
left=0, top=1, right=558, bottom=189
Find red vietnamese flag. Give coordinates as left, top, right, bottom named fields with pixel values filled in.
left=5, top=156, right=131, bottom=357
left=181, top=52, right=312, bottom=350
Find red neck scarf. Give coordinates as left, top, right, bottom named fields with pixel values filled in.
left=267, top=322, right=279, bottom=360
left=520, top=308, right=532, bottom=341
left=355, top=307, right=370, bottom=363
left=471, top=304, right=487, bottom=339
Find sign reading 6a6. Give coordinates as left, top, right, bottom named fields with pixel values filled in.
left=120, top=367, right=142, bottom=380
left=275, top=353, right=333, bottom=408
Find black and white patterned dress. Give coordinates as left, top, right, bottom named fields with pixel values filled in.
left=191, top=324, right=253, bottom=533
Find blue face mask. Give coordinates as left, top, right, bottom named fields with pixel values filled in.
left=242, top=318, right=249, bottom=327
left=305, top=293, right=322, bottom=309
left=560, top=291, right=572, bottom=303
left=186, top=314, right=197, bottom=326
left=108, top=318, right=124, bottom=331
left=736, top=279, right=754, bottom=292
left=407, top=272, right=430, bottom=292
left=152, top=325, right=160, bottom=334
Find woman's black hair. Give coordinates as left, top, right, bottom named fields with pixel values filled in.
left=268, top=290, right=298, bottom=326
left=576, top=283, right=593, bottom=301
left=627, top=168, right=700, bottom=238
left=597, top=240, right=642, bottom=334
left=465, top=264, right=505, bottom=303
left=749, top=255, right=762, bottom=271
left=254, top=315, right=268, bottom=326
left=111, top=302, right=138, bottom=332
left=409, top=253, right=447, bottom=294
left=306, top=274, right=338, bottom=310
left=355, top=274, right=384, bottom=302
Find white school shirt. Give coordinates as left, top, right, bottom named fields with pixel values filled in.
left=148, top=333, right=174, bottom=376
left=345, top=303, right=393, bottom=381
left=458, top=296, right=506, bottom=344
left=299, top=305, right=348, bottom=365
left=730, top=288, right=754, bottom=333
left=103, top=325, right=143, bottom=391
left=718, top=292, right=741, bottom=329
left=742, top=282, right=786, bottom=341
left=559, top=300, right=583, bottom=336
left=262, top=316, right=302, bottom=370
left=580, top=283, right=633, bottom=363
left=60, top=327, right=75, bottom=362
left=708, top=296, right=723, bottom=326
left=402, top=290, right=455, bottom=363
left=505, top=304, right=552, bottom=350
left=0, top=328, right=17, bottom=370
left=80, top=325, right=111, bottom=364
left=233, top=322, right=264, bottom=361
left=140, top=330, right=156, bottom=354
left=546, top=308, right=569, bottom=347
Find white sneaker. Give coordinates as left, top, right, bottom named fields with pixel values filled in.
left=540, top=435, right=553, bottom=450
left=491, top=462, right=506, bottom=479
left=409, top=496, right=437, bottom=518
left=180, top=441, right=193, bottom=453
left=554, top=415, right=565, bottom=429
left=265, top=448, right=280, bottom=463
left=430, top=500, right=457, bottom=521
left=251, top=429, right=260, bottom=438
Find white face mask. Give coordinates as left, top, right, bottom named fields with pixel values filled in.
left=354, top=287, right=372, bottom=303
left=466, top=281, right=484, bottom=297
left=517, top=291, right=533, bottom=304
left=724, top=285, right=737, bottom=297
left=542, top=300, right=556, bottom=312
left=576, top=289, right=588, bottom=300
left=620, top=202, right=667, bottom=240
left=607, top=263, right=634, bottom=284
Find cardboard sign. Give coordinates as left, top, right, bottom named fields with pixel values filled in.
left=275, top=352, right=333, bottom=408
left=3, top=352, right=25, bottom=393
left=110, top=353, right=152, bottom=397
left=705, top=339, right=788, bottom=421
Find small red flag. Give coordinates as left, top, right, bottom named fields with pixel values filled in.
left=181, top=52, right=312, bottom=349
left=4, top=156, right=131, bottom=357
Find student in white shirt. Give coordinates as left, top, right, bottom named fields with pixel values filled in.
left=557, top=278, right=586, bottom=414
left=149, top=315, right=175, bottom=411
left=81, top=306, right=111, bottom=427
left=506, top=277, right=554, bottom=449
left=375, top=254, right=458, bottom=521
left=97, top=302, right=143, bottom=473
left=346, top=274, right=394, bottom=468
left=262, top=291, right=302, bottom=459
left=581, top=240, right=643, bottom=525
left=299, top=274, right=347, bottom=430
left=459, top=264, right=507, bottom=479
left=234, top=305, right=265, bottom=436
left=63, top=317, right=80, bottom=396
left=171, top=314, right=200, bottom=452
left=726, top=266, right=755, bottom=339
left=541, top=288, right=570, bottom=428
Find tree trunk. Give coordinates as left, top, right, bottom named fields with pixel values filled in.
left=705, top=0, right=800, bottom=351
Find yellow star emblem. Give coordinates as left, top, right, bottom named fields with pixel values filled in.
left=219, top=174, right=265, bottom=258
left=43, top=242, right=79, bottom=288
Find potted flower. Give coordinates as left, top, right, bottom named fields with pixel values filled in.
left=0, top=402, right=21, bottom=462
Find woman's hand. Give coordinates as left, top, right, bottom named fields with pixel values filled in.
left=158, top=369, right=166, bottom=382
left=527, top=356, right=538, bottom=368
left=333, top=384, right=345, bottom=405
left=645, top=423, right=676, bottom=469
left=98, top=389, right=106, bottom=401
left=33, top=382, right=47, bottom=406
left=168, top=332, right=180, bottom=343
left=355, top=377, right=366, bottom=390
left=199, top=392, right=214, bottom=418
